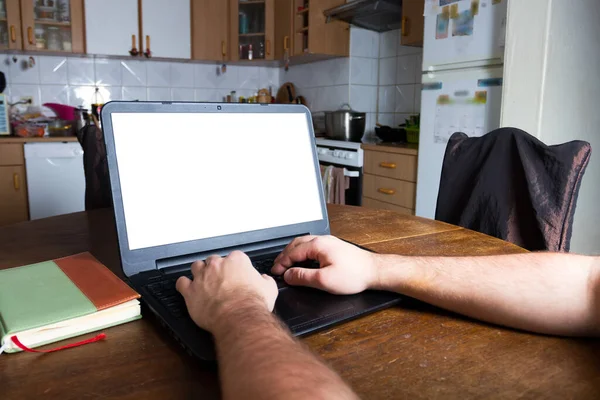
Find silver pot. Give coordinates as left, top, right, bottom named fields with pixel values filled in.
left=324, top=104, right=366, bottom=142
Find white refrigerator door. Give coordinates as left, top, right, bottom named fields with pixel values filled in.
left=415, top=66, right=503, bottom=219
left=422, top=0, right=507, bottom=71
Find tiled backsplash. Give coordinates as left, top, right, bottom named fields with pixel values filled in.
left=0, top=54, right=280, bottom=109
left=1, top=28, right=421, bottom=133
left=377, top=29, right=422, bottom=127
left=282, top=27, right=380, bottom=134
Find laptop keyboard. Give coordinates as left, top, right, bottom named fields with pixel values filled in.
left=144, top=256, right=319, bottom=319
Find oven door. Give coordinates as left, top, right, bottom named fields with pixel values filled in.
left=319, top=161, right=363, bottom=206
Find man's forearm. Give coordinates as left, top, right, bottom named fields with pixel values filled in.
left=373, top=253, right=600, bottom=336
left=213, top=299, right=358, bottom=400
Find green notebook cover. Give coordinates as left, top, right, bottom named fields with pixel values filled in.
left=0, top=261, right=97, bottom=339
left=0, top=253, right=141, bottom=353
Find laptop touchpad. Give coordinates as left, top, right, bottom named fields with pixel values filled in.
left=275, top=287, right=355, bottom=325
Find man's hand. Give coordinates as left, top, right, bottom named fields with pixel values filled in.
left=271, top=235, right=380, bottom=295
left=176, top=251, right=278, bottom=333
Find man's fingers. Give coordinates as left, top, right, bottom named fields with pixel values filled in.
left=283, top=267, right=325, bottom=290
left=274, top=235, right=317, bottom=263
left=191, top=260, right=206, bottom=277
left=272, top=239, right=324, bottom=275
left=176, top=276, right=192, bottom=295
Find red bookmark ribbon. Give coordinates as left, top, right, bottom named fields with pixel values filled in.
left=10, top=333, right=106, bottom=353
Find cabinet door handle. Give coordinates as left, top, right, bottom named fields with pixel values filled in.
left=10, top=25, right=16, bottom=42
left=379, top=162, right=397, bottom=169
left=266, top=40, right=271, bottom=55
left=13, top=173, right=20, bottom=190
left=284, top=36, right=289, bottom=51
left=401, top=17, right=408, bottom=36
left=27, top=26, right=34, bottom=45
left=378, top=188, right=396, bottom=195
left=222, top=40, right=226, bottom=57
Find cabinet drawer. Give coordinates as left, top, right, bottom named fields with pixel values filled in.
left=0, top=144, right=24, bottom=166
left=0, top=165, right=29, bottom=226
left=363, top=174, right=416, bottom=209
left=362, top=197, right=414, bottom=215
left=364, top=150, right=417, bottom=182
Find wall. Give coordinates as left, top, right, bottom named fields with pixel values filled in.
left=0, top=54, right=280, bottom=109
left=377, top=29, right=422, bottom=129
left=501, top=0, right=600, bottom=254
left=280, top=27, right=380, bottom=134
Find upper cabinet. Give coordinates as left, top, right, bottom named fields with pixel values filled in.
left=292, top=0, right=349, bottom=58
left=230, top=0, right=275, bottom=62
left=86, top=0, right=191, bottom=59
left=400, top=0, right=424, bottom=47
left=192, top=0, right=228, bottom=61
left=21, top=0, right=84, bottom=52
left=274, top=0, right=293, bottom=60
left=141, top=0, right=191, bottom=59
left=85, top=0, right=138, bottom=56
left=0, top=0, right=23, bottom=50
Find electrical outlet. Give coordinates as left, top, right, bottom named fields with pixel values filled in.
left=19, top=96, right=33, bottom=105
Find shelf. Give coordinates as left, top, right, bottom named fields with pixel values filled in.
left=296, top=8, right=309, bottom=14
left=0, top=17, right=7, bottom=22
left=239, top=32, right=265, bottom=37
left=34, top=20, right=71, bottom=27
left=239, top=0, right=265, bottom=5
left=296, top=27, right=309, bottom=33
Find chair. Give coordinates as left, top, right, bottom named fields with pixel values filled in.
left=77, top=124, right=112, bottom=210
left=435, top=128, right=591, bottom=252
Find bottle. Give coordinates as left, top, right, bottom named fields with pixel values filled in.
left=239, top=11, right=248, bottom=34
left=91, top=87, right=105, bottom=127
left=230, top=91, right=237, bottom=103
left=248, top=44, right=253, bottom=60
left=258, top=41, right=265, bottom=59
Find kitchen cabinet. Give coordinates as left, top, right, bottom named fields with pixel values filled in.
left=0, top=0, right=23, bottom=50
left=141, top=0, right=190, bottom=59
left=400, top=0, right=424, bottom=47
left=192, top=0, right=229, bottom=62
left=292, top=0, right=349, bottom=58
left=86, top=0, right=190, bottom=59
left=0, top=143, right=28, bottom=227
left=274, top=0, right=293, bottom=60
left=21, top=0, right=84, bottom=53
left=361, top=143, right=418, bottom=215
left=229, top=0, right=275, bottom=61
left=85, top=0, right=139, bottom=56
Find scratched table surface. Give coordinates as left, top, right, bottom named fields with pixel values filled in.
left=1, top=205, right=599, bottom=399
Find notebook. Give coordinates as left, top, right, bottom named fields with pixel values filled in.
left=0, top=252, right=141, bottom=353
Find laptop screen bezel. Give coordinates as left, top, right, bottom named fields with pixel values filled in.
left=101, top=101, right=330, bottom=278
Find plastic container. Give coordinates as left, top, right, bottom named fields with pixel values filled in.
left=405, top=127, right=420, bottom=144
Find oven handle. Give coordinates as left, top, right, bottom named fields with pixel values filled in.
left=343, top=169, right=360, bottom=177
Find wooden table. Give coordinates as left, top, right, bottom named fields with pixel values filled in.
left=1, top=205, right=599, bottom=399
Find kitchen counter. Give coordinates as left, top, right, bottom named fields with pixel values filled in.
left=0, top=136, right=79, bottom=143
left=361, top=142, right=418, bottom=156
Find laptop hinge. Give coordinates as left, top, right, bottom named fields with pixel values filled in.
left=156, top=234, right=309, bottom=275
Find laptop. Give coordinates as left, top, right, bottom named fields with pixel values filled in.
left=101, top=101, right=401, bottom=361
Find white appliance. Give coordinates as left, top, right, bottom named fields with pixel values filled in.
left=24, top=142, right=85, bottom=220
left=315, top=138, right=363, bottom=206
left=415, top=0, right=507, bottom=219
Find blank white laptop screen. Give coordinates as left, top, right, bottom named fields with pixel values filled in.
left=111, top=112, right=324, bottom=251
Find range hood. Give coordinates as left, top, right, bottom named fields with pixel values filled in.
left=324, top=0, right=402, bottom=33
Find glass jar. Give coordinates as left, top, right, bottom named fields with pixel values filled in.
left=46, top=27, right=61, bottom=51
left=61, top=28, right=71, bottom=51
left=35, top=26, right=46, bottom=49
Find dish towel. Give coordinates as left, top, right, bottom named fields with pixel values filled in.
left=321, top=165, right=350, bottom=205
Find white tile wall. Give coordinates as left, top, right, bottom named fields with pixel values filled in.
left=376, top=29, right=423, bottom=127
left=1, top=53, right=285, bottom=108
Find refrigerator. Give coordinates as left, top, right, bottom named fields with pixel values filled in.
left=415, top=0, right=507, bottom=219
